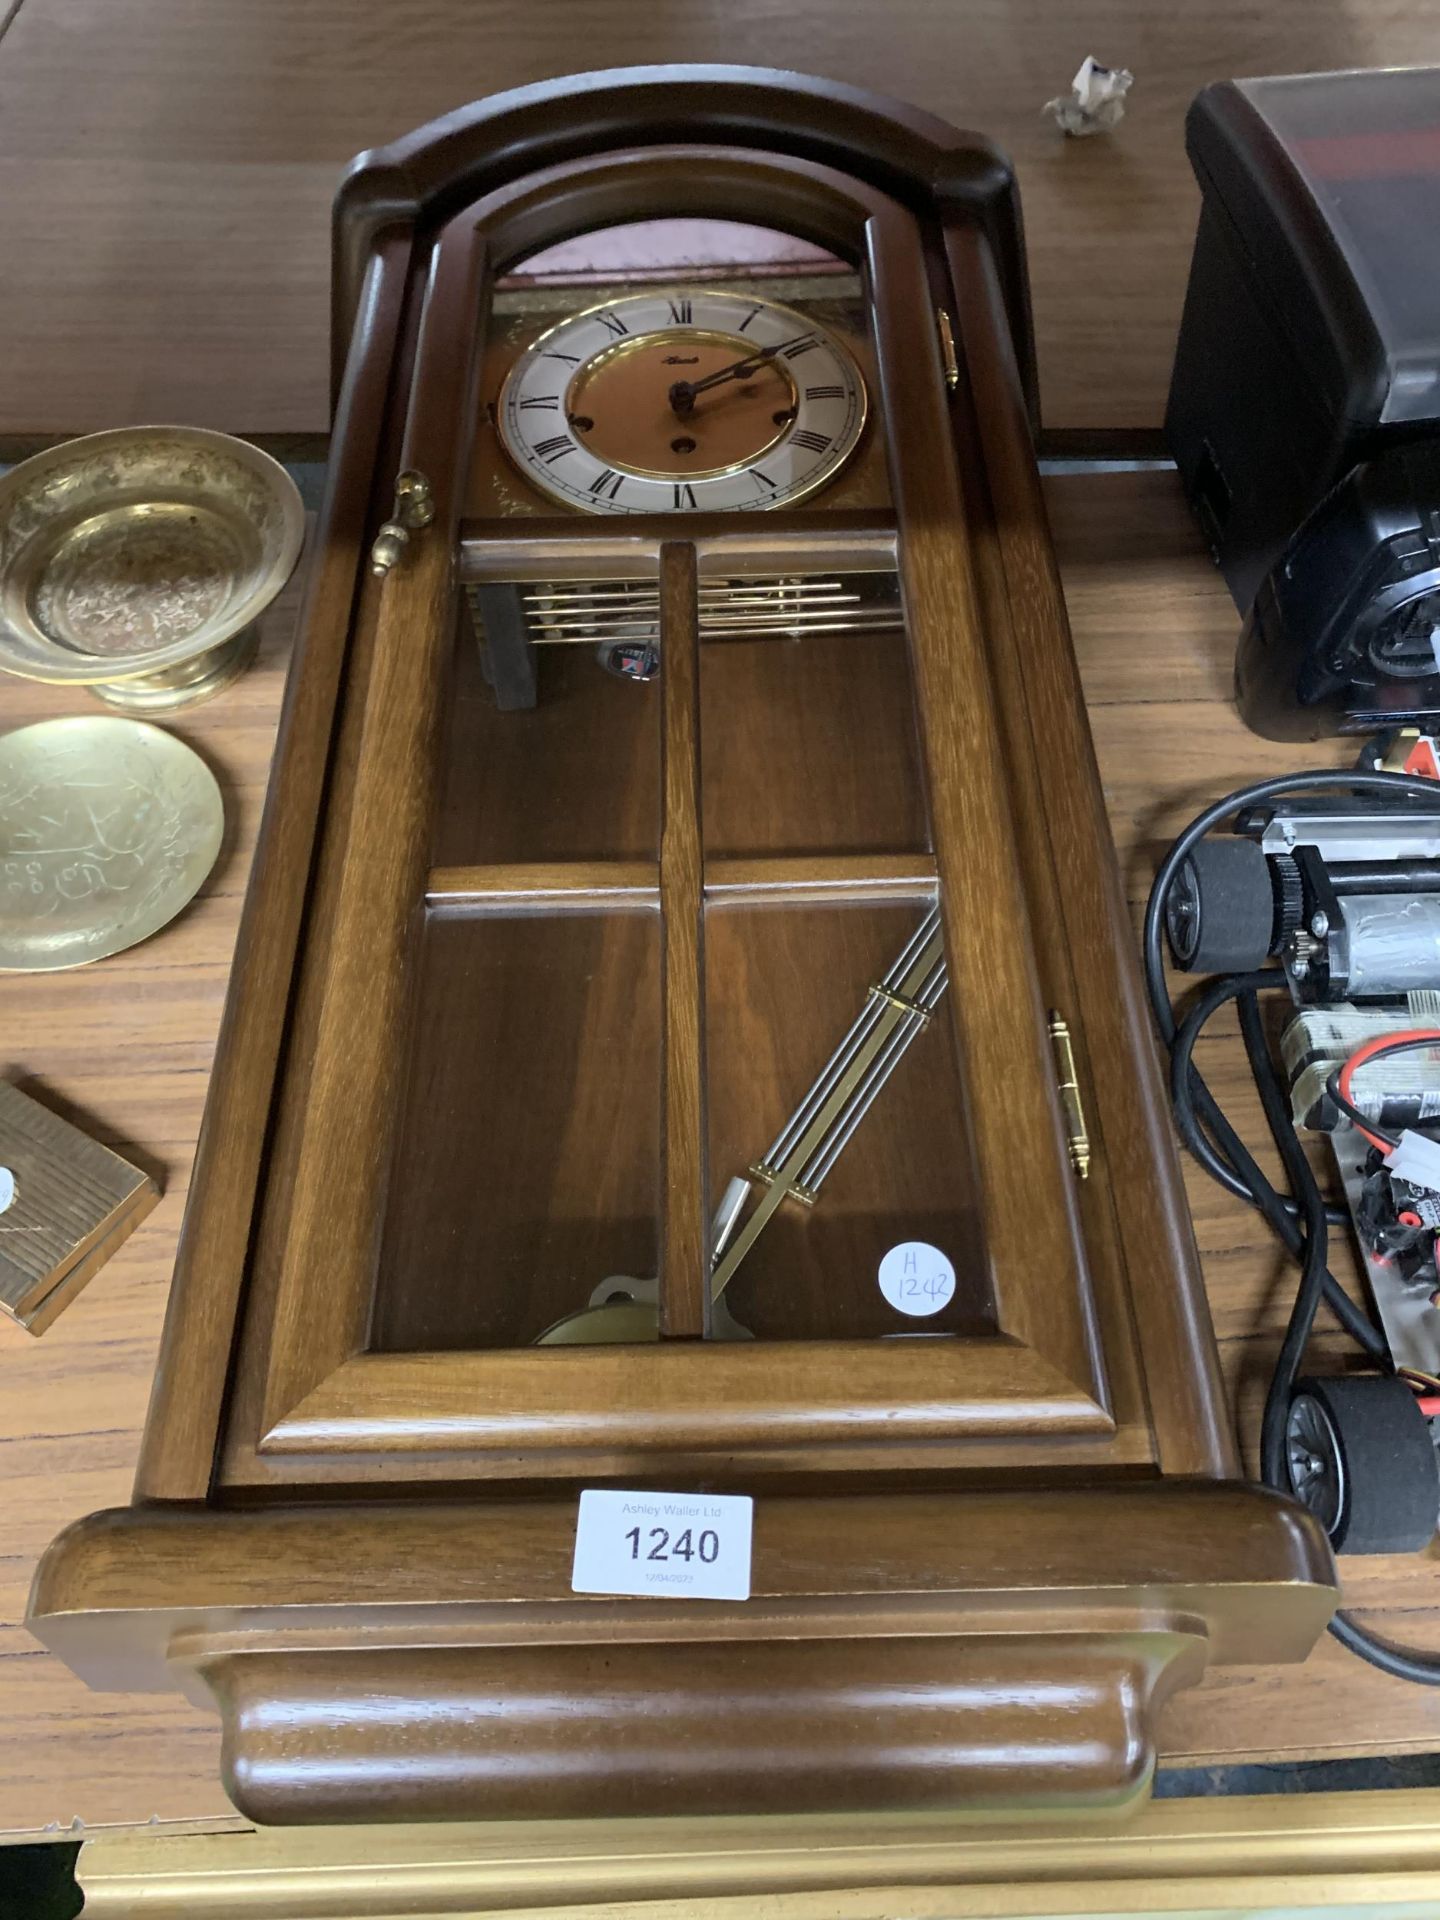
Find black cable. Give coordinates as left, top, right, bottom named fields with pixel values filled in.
left=1147, top=768, right=1440, bottom=1684
left=1324, top=1035, right=1440, bottom=1157
left=1164, top=996, right=1325, bottom=1217
left=1187, top=1071, right=1350, bottom=1229
left=1163, top=967, right=1278, bottom=1204
left=1236, top=991, right=1389, bottom=1358
left=1168, top=969, right=1278, bottom=1149
left=1173, top=977, right=1330, bottom=1543
left=1249, top=1126, right=1433, bottom=1735
left=1324, top=1071, right=1399, bottom=1149
left=1232, top=1002, right=1440, bottom=1683
left=1167, top=971, right=1388, bottom=1356
left=1254, top=1050, right=1332, bottom=1494
left=1166, top=984, right=1351, bottom=1229
left=1264, top=1208, right=1440, bottom=1688
left=1328, top=1611, right=1440, bottom=1683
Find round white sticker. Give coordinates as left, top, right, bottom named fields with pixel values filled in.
left=0, top=1167, right=13, bottom=1215
left=878, top=1241, right=956, bottom=1317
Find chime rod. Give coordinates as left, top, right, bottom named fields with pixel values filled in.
left=799, top=956, right=949, bottom=1193
left=527, top=608, right=877, bottom=630
left=530, top=612, right=876, bottom=631
left=762, top=906, right=940, bottom=1169
left=711, top=921, right=945, bottom=1300
left=800, top=1015, right=923, bottom=1193
left=526, top=614, right=899, bottom=643
left=697, top=618, right=905, bottom=637
left=525, top=590, right=870, bottom=618
left=527, top=600, right=863, bottom=619
left=528, top=605, right=865, bottom=628
left=526, top=582, right=858, bottom=604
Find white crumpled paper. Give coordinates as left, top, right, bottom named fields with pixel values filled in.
left=1045, top=56, right=1134, bottom=136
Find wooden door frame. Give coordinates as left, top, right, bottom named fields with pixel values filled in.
left=203, top=144, right=1130, bottom=1487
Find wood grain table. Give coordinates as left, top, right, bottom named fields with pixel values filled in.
left=1, top=466, right=1438, bottom=1834
left=1, top=0, right=1439, bottom=442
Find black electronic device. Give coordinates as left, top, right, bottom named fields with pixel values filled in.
left=1237, top=444, right=1440, bottom=739
left=1169, top=68, right=1440, bottom=612
left=1163, top=793, right=1440, bottom=1002
left=1146, top=767, right=1440, bottom=1675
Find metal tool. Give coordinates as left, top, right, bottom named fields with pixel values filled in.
left=710, top=907, right=949, bottom=1300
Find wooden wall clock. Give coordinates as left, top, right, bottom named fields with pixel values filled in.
left=29, top=65, right=1337, bottom=1825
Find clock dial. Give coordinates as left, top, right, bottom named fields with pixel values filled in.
left=497, top=290, right=867, bottom=514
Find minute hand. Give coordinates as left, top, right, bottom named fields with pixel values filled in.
left=669, top=332, right=812, bottom=415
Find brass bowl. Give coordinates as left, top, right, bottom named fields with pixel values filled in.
left=0, top=428, right=303, bottom=711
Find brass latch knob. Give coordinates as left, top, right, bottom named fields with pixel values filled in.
left=369, top=469, right=435, bottom=577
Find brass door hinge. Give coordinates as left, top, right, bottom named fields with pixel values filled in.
left=936, top=308, right=960, bottom=389
left=370, top=469, right=435, bottom=577
left=1048, top=1012, right=1091, bottom=1179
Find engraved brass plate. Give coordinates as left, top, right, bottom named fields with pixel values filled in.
left=0, top=716, right=223, bottom=971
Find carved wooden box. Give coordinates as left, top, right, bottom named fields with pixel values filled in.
left=29, top=65, right=1336, bottom=1825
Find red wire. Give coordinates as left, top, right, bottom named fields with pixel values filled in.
left=1339, top=1028, right=1440, bottom=1155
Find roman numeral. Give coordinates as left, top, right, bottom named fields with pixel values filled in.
left=738, top=305, right=762, bottom=333
left=532, top=434, right=573, bottom=464
left=597, top=311, right=629, bottom=339
left=752, top=468, right=778, bottom=493
left=671, top=481, right=698, bottom=510
left=805, top=383, right=845, bottom=401
left=587, top=468, right=625, bottom=500
left=792, top=428, right=833, bottom=455
left=543, top=350, right=581, bottom=364
left=667, top=297, right=693, bottom=325
left=518, top=395, right=559, bottom=410
left=781, top=335, right=817, bottom=360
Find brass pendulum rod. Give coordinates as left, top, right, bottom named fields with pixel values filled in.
left=710, top=909, right=948, bottom=1301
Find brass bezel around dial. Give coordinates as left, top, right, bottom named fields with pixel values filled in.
left=497, top=289, right=868, bottom=515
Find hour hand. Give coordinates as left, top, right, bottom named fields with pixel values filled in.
left=668, top=363, right=758, bottom=416
left=668, top=333, right=812, bottom=415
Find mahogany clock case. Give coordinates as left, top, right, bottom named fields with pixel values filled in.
left=28, top=68, right=1337, bottom=1828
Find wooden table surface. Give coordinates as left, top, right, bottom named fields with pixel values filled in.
left=2, top=466, right=1438, bottom=1834
left=1, top=0, right=1439, bottom=442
